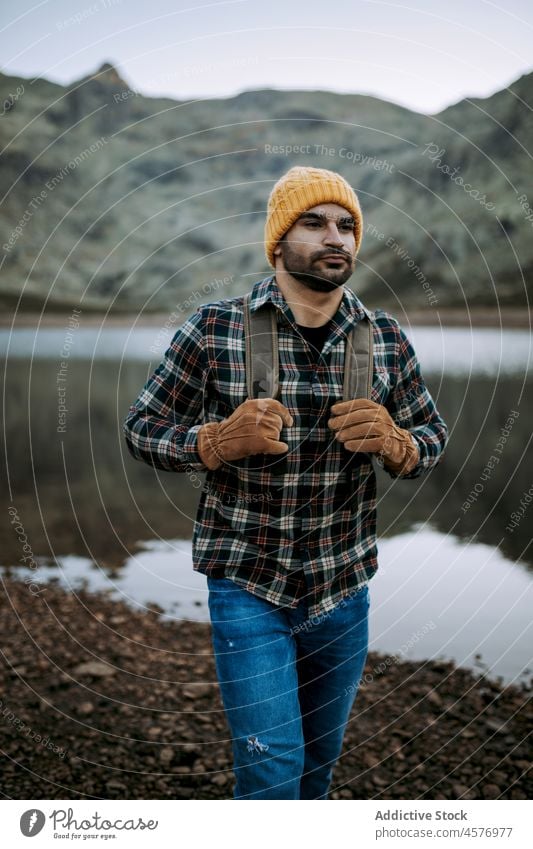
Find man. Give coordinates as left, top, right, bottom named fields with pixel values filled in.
left=123, top=166, right=449, bottom=800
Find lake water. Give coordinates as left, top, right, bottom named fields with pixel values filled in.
left=2, top=325, right=532, bottom=685
left=0, top=324, right=531, bottom=374
left=3, top=528, right=531, bottom=686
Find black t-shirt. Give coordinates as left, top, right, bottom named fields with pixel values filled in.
left=296, top=319, right=332, bottom=361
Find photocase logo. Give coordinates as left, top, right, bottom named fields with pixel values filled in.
left=20, top=809, right=46, bottom=836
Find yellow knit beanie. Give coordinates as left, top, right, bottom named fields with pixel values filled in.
left=264, top=165, right=363, bottom=268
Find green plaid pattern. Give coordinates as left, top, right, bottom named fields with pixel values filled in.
left=123, top=274, right=449, bottom=617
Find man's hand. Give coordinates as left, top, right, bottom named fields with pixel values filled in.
left=327, top=398, right=419, bottom=474
left=197, top=398, right=294, bottom=471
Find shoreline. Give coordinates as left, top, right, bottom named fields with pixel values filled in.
left=0, top=578, right=530, bottom=800
left=0, top=308, right=531, bottom=328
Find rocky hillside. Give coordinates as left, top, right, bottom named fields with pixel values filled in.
left=1, top=63, right=531, bottom=315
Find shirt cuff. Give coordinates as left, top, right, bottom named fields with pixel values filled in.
left=178, top=424, right=209, bottom=470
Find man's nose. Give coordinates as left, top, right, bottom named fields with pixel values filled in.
left=323, top=223, right=346, bottom=247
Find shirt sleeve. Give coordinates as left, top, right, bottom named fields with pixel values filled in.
left=122, top=307, right=209, bottom=472
left=380, top=322, right=449, bottom=480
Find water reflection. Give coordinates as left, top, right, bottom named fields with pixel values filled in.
left=1, top=350, right=531, bottom=576
left=2, top=531, right=531, bottom=685
left=1, top=325, right=531, bottom=373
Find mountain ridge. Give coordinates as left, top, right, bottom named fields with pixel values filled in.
left=1, top=63, right=531, bottom=315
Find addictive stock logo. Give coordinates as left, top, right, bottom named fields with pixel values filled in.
left=20, top=809, right=46, bottom=836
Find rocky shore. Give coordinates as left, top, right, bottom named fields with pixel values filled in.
left=0, top=579, right=530, bottom=800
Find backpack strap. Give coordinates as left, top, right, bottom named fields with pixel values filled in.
left=343, top=316, right=374, bottom=401
left=243, top=291, right=373, bottom=401
left=243, top=291, right=280, bottom=399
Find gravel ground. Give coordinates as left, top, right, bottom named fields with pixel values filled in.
left=0, top=579, right=530, bottom=800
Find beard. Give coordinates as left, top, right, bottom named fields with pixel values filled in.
left=278, top=240, right=355, bottom=292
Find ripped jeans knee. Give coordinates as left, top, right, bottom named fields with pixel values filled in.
left=246, top=735, right=270, bottom=755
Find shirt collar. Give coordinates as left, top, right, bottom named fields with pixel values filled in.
left=248, top=273, right=376, bottom=332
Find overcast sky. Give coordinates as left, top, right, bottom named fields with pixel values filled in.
left=2, top=0, right=532, bottom=114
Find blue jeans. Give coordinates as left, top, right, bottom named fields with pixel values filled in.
left=206, top=575, right=370, bottom=800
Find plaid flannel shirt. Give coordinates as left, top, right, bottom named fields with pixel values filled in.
left=123, top=274, right=449, bottom=618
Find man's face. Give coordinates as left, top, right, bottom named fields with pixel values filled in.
left=273, top=202, right=357, bottom=292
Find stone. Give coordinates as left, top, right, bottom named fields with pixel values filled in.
left=73, top=661, right=116, bottom=677
left=452, top=783, right=471, bottom=797
left=147, top=727, right=162, bottom=739
left=159, top=747, right=174, bottom=765
left=482, top=783, right=501, bottom=798
left=210, top=773, right=229, bottom=786
left=182, top=683, right=213, bottom=699
left=427, top=691, right=443, bottom=707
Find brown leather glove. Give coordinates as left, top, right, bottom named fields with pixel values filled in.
left=197, top=398, right=294, bottom=471
left=328, top=398, right=419, bottom=474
